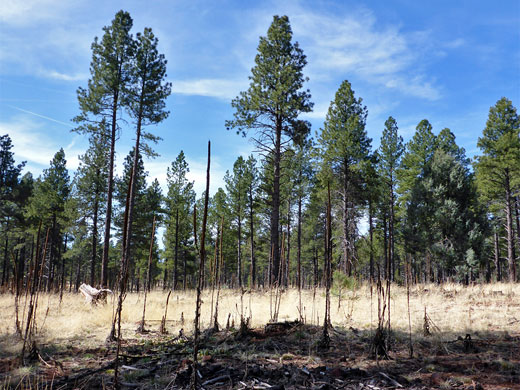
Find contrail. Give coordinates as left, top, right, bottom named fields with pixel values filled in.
left=7, top=105, right=73, bottom=128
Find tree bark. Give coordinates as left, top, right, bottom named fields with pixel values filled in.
left=297, top=192, right=302, bottom=289
left=237, top=194, right=242, bottom=288
left=286, top=200, right=291, bottom=287
left=1, top=217, right=8, bottom=287
left=173, top=208, right=179, bottom=290
left=91, top=173, right=100, bottom=287
left=270, top=119, right=282, bottom=286
left=249, top=184, right=256, bottom=287
left=390, top=177, right=396, bottom=281
left=342, top=158, right=351, bottom=275
left=505, top=172, right=516, bottom=282
left=494, top=229, right=501, bottom=281
left=101, top=87, right=120, bottom=288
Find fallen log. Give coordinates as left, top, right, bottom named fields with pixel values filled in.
left=79, top=283, right=113, bottom=305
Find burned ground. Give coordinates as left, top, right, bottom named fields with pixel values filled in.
left=1, top=320, right=518, bottom=390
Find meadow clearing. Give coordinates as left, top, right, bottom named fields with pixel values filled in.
left=0, top=283, right=519, bottom=389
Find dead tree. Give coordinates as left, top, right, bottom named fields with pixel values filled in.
left=192, top=141, right=210, bottom=389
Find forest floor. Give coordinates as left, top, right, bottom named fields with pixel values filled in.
left=0, top=284, right=519, bottom=389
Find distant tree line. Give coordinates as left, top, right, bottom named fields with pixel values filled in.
left=1, top=12, right=519, bottom=296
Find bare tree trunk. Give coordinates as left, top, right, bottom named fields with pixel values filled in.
left=91, top=176, right=100, bottom=287
left=342, top=160, right=350, bottom=274
left=369, top=199, right=374, bottom=281
left=101, top=104, right=118, bottom=288
left=237, top=194, right=242, bottom=288
left=505, top=173, right=516, bottom=282
left=286, top=201, right=291, bottom=287
left=389, top=178, right=396, bottom=281
left=1, top=217, right=8, bottom=287
left=193, top=141, right=211, bottom=388
left=297, top=192, right=302, bottom=289
left=321, top=182, right=332, bottom=348
left=270, top=119, right=281, bottom=286
left=495, top=229, right=501, bottom=281
left=173, top=208, right=179, bottom=290
left=249, top=184, right=256, bottom=288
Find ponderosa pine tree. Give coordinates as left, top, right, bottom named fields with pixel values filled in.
left=122, top=27, right=171, bottom=277
left=475, top=98, right=520, bottom=282
left=0, top=135, right=25, bottom=286
left=378, top=117, right=404, bottom=281
left=114, top=147, right=147, bottom=290
left=398, top=119, right=437, bottom=281
left=27, top=149, right=70, bottom=291
left=164, top=151, right=195, bottom=290
left=74, top=133, right=109, bottom=286
left=316, top=80, right=371, bottom=275
left=226, top=15, right=312, bottom=285
left=224, top=156, right=248, bottom=287
left=244, top=155, right=259, bottom=287
left=134, top=179, right=162, bottom=290
left=292, top=139, right=314, bottom=289
left=74, top=10, right=134, bottom=287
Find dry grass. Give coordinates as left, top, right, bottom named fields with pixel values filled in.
left=0, top=283, right=518, bottom=357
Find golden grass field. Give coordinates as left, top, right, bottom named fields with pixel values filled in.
left=1, top=282, right=518, bottom=359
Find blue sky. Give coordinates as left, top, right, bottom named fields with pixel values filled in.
left=1, top=0, right=519, bottom=195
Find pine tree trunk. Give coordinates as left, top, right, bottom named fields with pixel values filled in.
left=342, top=158, right=350, bottom=275
left=286, top=201, right=291, bottom=287
left=237, top=198, right=242, bottom=288
left=1, top=217, right=8, bottom=287
left=297, top=193, right=302, bottom=289
left=505, top=172, right=516, bottom=282
left=101, top=103, right=118, bottom=288
left=173, top=208, right=179, bottom=290
left=123, top=96, right=145, bottom=292
left=515, top=196, right=520, bottom=265
left=249, top=185, right=256, bottom=287
left=270, top=120, right=282, bottom=286
left=494, top=229, right=501, bottom=281
left=91, top=177, right=100, bottom=286
left=382, top=213, right=388, bottom=281
left=390, top=178, right=396, bottom=281
left=369, top=199, right=374, bottom=281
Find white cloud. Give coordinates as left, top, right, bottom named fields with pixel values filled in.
left=44, top=69, right=87, bottom=82
left=382, top=76, right=441, bottom=101
left=0, top=0, right=70, bottom=26
left=301, top=102, right=330, bottom=120
left=172, top=78, right=247, bottom=100
left=0, top=116, right=83, bottom=174
left=143, top=154, right=226, bottom=198
left=280, top=5, right=441, bottom=100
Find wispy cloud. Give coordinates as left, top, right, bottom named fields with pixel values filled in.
left=172, top=78, right=247, bottom=100
left=44, top=70, right=87, bottom=82
left=0, top=0, right=71, bottom=26
left=7, top=105, right=73, bottom=128
left=286, top=7, right=441, bottom=100
left=0, top=116, right=82, bottom=173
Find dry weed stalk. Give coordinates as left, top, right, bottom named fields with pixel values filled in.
left=160, top=290, right=172, bottom=334
left=21, top=224, right=48, bottom=364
